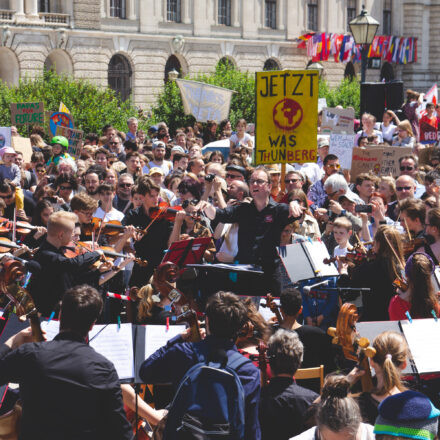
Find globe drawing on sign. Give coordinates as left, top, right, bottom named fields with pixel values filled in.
left=272, top=98, right=303, bottom=131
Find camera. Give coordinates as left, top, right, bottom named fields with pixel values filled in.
left=205, top=173, right=216, bottom=182
left=328, top=210, right=338, bottom=221
left=47, top=175, right=55, bottom=184
left=355, top=204, right=373, bottom=213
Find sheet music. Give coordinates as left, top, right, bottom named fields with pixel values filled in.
left=145, top=325, right=186, bottom=360
left=303, top=241, right=339, bottom=277
left=40, top=320, right=60, bottom=341
left=89, top=324, right=134, bottom=381
left=259, top=298, right=280, bottom=322
left=401, top=319, right=440, bottom=374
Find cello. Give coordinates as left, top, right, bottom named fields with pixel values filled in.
left=327, top=303, right=376, bottom=392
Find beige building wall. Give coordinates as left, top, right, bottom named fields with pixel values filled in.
left=0, top=0, right=425, bottom=111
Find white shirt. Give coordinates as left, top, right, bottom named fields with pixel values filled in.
left=291, top=163, right=323, bottom=184
left=143, top=160, right=173, bottom=176
left=93, top=206, right=124, bottom=222
left=230, top=132, right=252, bottom=147
left=333, top=244, right=349, bottom=258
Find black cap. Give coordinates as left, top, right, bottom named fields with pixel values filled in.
left=225, top=164, right=247, bottom=178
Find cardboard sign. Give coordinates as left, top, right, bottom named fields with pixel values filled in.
left=318, top=98, right=327, bottom=112
left=329, top=133, right=356, bottom=169
left=418, top=145, right=438, bottom=166
left=10, top=102, right=44, bottom=126
left=0, top=127, right=11, bottom=148
left=11, top=137, right=32, bottom=163
left=350, top=147, right=383, bottom=181
left=380, top=146, right=412, bottom=177
left=176, top=79, right=234, bottom=123
left=255, top=69, right=319, bottom=164
left=49, top=111, right=74, bottom=137
left=55, top=125, right=83, bottom=157
left=321, top=107, right=355, bottom=134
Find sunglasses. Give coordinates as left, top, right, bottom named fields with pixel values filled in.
left=109, top=142, right=119, bottom=146
left=396, top=186, right=412, bottom=191
left=249, top=179, right=268, bottom=186
left=226, top=173, right=242, bottom=179
left=182, top=199, right=200, bottom=209
left=326, top=163, right=340, bottom=169
left=118, top=183, right=132, bottom=188
left=285, top=178, right=301, bottom=184
left=400, top=166, right=414, bottom=171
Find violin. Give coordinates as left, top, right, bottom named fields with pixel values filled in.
left=0, top=259, right=44, bottom=342
left=260, top=293, right=283, bottom=325
left=403, top=236, right=428, bottom=258
left=149, top=203, right=184, bottom=222
left=323, top=249, right=375, bottom=267
left=327, top=303, right=376, bottom=392
left=82, top=217, right=143, bottom=237
left=0, top=217, right=37, bottom=235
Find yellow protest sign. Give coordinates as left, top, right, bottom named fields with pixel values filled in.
left=255, top=69, right=318, bottom=165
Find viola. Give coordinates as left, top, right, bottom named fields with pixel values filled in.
left=0, top=259, right=44, bottom=342
left=327, top=303, right=376, bottom=392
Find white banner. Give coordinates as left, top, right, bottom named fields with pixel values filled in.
left=176, top=79, right=234, bottom=122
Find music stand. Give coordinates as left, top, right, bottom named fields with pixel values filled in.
left=162, top=237, right=212, bottom=268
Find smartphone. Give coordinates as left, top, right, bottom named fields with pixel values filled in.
left=355, top=204, right=372, bottom=213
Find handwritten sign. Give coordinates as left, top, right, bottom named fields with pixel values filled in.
left=329, top=133, right=356, bottom=169
left=10, top=102, right=44, bottom=125
left=12, top=137, right=32, bottom=163
left=56, top=125, right=83, bottom=157
left=321, top=107, right=355, bottom=134
left=255, top=69, right=318, bottom=164
left=350, top=147, right=383, bottom=181
left=380, top=146, right=412, bottom=177
left=49, top=111, right=74, bottom=137
left=318, top=98, right=327, bottom=112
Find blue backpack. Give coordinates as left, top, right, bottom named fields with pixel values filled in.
left=162, top=344, right=251, bottom=439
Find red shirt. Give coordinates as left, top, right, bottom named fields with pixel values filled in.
left=388, top=295, right=440, bottom=320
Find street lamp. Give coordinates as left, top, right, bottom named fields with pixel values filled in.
left=349, top=5, right=379, bottom=83
left=167, top=68, right=179, bottom=81
left=307, top=62, right=324, bottom=78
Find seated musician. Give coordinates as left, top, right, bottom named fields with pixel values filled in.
left=29, top=211, right=110, bottom=316
left=139, top=291, right=261, bottom=440
left=347, top=225, right=404, bottom=321
left=122, top=177, right=173, bottom=287
left=168, top=199, right=216, bottom=262
left=349, top=331, right=409, bottom=425
left=388, top=252, right=440, bottom=321
left=398, top=197, right=426, bottom=239
left=277, top=287, right=335, bottom=375
left=259, top=330, right=318, bottom=440
left=0, top=285, right=133, bottom=440
left=419, top=207, right=440, bottom=264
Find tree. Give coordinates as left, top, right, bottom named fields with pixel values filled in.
left=0, top=69, right=144, bottom=138
left=150, top=62, right=255, bottom=135
left=318, top=77, right=360, bottom=117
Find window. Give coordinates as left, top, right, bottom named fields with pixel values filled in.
left=110, top=0, right=126, bottom=19
left=164, top=55, right=182, bottom=82
left=383, top=0, right=392, bottom=35
left=218, top=57, right=235, bottom=70
left=167, top=0, right=181, bottom=23
left=265, top=0, right=276, bottom=29
left=347, top=0, right=356, bottom=31
left=344, top=62, right=355, bottom=80
left=263, top=59, right=280, bottom=71
left=39, top=0, right=50, bottom=12
left=308, top=0, right=318, bottom=31
left=218, top=0, right=231, bottom=26
left=380, top=62, right=394, bottom=82
left=108, top=54, right=132, bottom=102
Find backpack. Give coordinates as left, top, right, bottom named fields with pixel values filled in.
left=162, top=344, right=251, bottom=440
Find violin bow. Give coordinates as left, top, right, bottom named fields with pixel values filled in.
left=141, top=203, right=168, bottom=236
left=96, top=215, right=106, bottom=245
left=12, top=208, right=16, bottom=244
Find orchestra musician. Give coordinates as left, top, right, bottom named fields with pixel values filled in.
left=347, top=225, right=405, bottom=321
left=419, top=207, right=440, bottom=264
left=29, top=211, right=110, bottom=316
left=122, top=177, right=173, bottom=287
left=0, top=285, right=133, bottom=440
left=398, top=198, right=426, bottom=239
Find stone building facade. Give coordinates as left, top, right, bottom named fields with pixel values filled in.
left=0, top=0, right=429, bottom=109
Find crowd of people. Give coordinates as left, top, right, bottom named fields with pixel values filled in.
left=0, top=94, right=439, bottom=440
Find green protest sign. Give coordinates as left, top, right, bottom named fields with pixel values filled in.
left=10, top=102, right=44, bottom=125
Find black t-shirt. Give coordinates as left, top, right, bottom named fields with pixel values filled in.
left=4, top=193, right=35, bottom=220
left=214, top=199, right=293, bottom=270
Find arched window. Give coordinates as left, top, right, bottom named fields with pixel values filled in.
left=217, top=57, right=235, bottom=70
left=0, top=48, right=19, bottom=86
left=164, top=55, right=182, bottom=82
left=108, top=54, right=132, bottom=101
left=263, top=58, right=280, bottom=71
left=44, top=50, right=73, bottom=76
left=380, top=62, right=394, bottom=82
left=344, top=62, right=356, bottom=80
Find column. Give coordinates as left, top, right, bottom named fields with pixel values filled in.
left=127, top=0, right=136, bottom=20
left=231, top=0, right=239, bottom=27
left=14, top=0, right=25, bottom=16
left=24, top=0, right=38, bottom=18
left=182, top=0, right=191, bottom=24
left=277, top=0, right=285, bottom=30
left=101, top=0, right=106, bottom=18
left=286, top=0, right=300, bottom=40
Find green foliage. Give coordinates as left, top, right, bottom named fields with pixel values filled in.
left=150, top=62, right=255, bottom=135
left=318, top=77, right=360, bottom=117
left=0, top=70, right=144, bottom=138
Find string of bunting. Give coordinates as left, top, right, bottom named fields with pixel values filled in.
left=297, top=33, right=417, bottom=65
